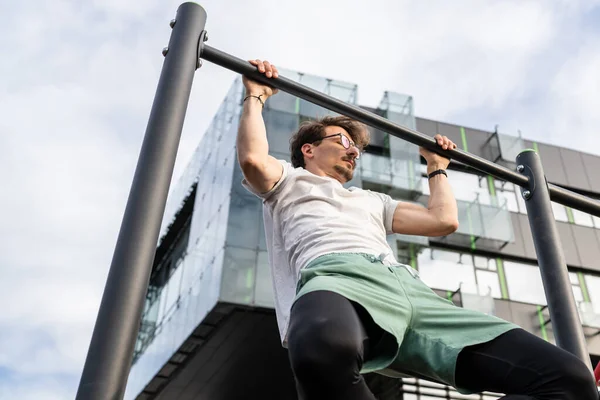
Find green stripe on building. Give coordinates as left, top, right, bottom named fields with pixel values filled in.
left=460, top=127, right=468, bottom=152
left=487, top=175, right=496, bottom=197
left=409, top=243, right=417, bottom=270
left=532, top=141, right=539, bottom=153
left=466, top=206, right=476, bottom=250
left=295, top=98, right=300, bottom=114
left=496, top=258, right=509, bottom=299
left=566, top=207, right=575, bottom=223
left=578, top=272, right=591, bottom=302
left=537, top=305, right=549, bottom=342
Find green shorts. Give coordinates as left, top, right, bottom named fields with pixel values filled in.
left=294, top=252, right=518, bottom=393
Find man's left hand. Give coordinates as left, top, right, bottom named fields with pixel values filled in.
left=419, top=134, right=457, bottom=170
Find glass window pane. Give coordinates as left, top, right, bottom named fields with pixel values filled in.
left=476, top=270, right=502, bottom=298
left=221, top=247, right=257, bottom=304
left=515, top=189, right=528, bottom=214
left=572, top=209, right=594, bottom=227
left=504, top=261, right=546, bottom=305
left=474, top=256, right=488, bottom=269
left=552, top=203, right=569, bottom=222
left=264, top=109, right=298, bottom=155
left=431, top=249, right=460, bottom=263
left=418, top=249, right=476, bottom=293
left=447, top=171, right=488, bottom=203
left=254, top=251, right=274, bottom=307
left=569, top=272, right=579, bottom=285
left=585, top=275, right=600, bottom=312
left=572, top=286, right=584, bottom=303
left=459, top=254, right=474, bottom=266
left=497, top=190, right=519, bottom=213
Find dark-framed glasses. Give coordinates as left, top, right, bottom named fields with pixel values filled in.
left=313, top=133, right=362, bottom=159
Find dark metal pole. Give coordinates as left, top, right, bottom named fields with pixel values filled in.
left=516, top=150, right=593, bottom=372
left=200, top=45, right=600, bottom=217
left=75, top=3, right=207, bottom=399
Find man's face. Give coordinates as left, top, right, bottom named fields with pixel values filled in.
left=306, top=125, right=361, bottom=183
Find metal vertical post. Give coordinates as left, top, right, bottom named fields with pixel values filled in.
left=516, top=150, right=593, bottom=372
left=75, top=3, right=207, bottom=399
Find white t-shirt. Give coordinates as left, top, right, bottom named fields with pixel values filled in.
left=242, top=160, right=400, bottom=346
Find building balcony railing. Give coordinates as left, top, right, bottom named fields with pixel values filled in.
left=537, top=303, right=600, bottom=342
left=359, top=152, right=423, bottom=200
left=448, top=283, right=496, bottom=316
left=431, top=195, right=514, bottom=250
left=265, top=69, right=358, bottom=117
left=482, top=129, right=526, bottom=168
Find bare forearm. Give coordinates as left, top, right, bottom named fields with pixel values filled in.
left=237, top=97, right=269, bottom=164
left=427, top=163, right=458, bottom=226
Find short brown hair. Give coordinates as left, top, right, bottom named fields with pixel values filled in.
left=289, top=115, right=370, bottom=168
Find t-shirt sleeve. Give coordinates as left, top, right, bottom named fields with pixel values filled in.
left=241, top=159, right=291, bottom=202
left=378, top=192, right=400, bottom=234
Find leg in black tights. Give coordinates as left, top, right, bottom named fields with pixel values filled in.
left=455, top=328, right=598, bottom=400
left=287, top=290, right=377, bottom=400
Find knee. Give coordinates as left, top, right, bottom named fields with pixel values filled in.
left=287, top=317, right=364, bottom=380
left=556, top=357, right=597, bottom=400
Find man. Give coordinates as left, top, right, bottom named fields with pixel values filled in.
left=238, top=59, right=597, bottom=400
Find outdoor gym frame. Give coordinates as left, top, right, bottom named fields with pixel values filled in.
left=75, top=3, right=600, bottom=399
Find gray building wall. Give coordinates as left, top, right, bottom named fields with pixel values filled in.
left=417, top=117, right=600, bottom=273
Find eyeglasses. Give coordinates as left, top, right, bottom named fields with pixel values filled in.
left=312, top=133, right=362, bottom=159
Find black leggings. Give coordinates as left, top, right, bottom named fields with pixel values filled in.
left=287, top=291, right=598, bottom=400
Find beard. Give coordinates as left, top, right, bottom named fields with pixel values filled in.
left=334, top=163, right=354, bottom=182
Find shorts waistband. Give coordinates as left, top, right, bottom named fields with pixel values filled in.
left=304, top=252, right=420, bottom=279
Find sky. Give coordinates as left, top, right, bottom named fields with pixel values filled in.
left=1, top=0, right=600, bottom=398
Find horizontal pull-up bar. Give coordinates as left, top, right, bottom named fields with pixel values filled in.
left=201, top=45, right=600, bottom=218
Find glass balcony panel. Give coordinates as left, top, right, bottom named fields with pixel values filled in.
left=360, top=153, right=393, bottom=185
left=378, top=92, right=414, bottom=122
left=267, top=91, right=300, bottom=114
left=328, top=81, right=357, bottom=104
left=460, top=290, right=496, bottom=315
left=497, top=132, right=526, bottom=162
left=477, top=202, right=515, bottom=243
left=578, top=301, right=600, bottom=328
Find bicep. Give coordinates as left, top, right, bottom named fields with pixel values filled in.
left=240, top=155, right=284, bottom=194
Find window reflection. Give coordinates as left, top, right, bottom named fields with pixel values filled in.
left=552, top=203, right=569, bottom=222
left=418, top=249, right=476, bottom=293
left=572, top=209, right=594, bottom=227
left=503, top=261, right=546, bottom=305
left=585, top=275, right=600, bottom=313
left=423, top=170, right=490, bottom=205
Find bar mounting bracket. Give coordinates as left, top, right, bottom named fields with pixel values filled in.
left=517, top=163, right=537, bottom=200
left=196, top=30, right=208, bottom=69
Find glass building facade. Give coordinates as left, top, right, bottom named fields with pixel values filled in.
left=125, top=71, right=600, bottom=400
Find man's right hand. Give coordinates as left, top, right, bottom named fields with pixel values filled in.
left=243, top=59, right=279, bottom=99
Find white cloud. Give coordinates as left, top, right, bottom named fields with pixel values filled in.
left=1, top=0, right=599, bottom=398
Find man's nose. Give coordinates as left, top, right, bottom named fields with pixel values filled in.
left=347, top=145, right=359, bottom=158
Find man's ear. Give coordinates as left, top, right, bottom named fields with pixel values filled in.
left=301, top=143, right=314, bottom=160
